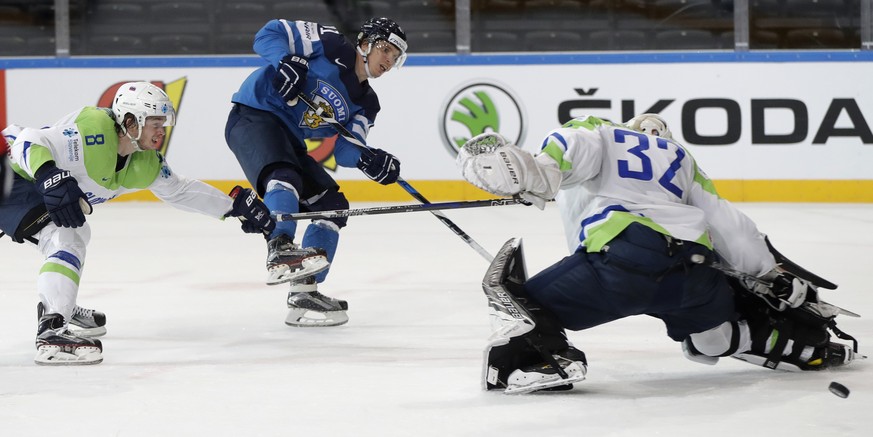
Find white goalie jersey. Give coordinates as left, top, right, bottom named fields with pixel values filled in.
left=459, top=115, right=777, bottom=278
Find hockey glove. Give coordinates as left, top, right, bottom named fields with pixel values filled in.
left=457, top=132, right=561, bottom=210
left=357, top=148, right=400, bottom=185
left=227, top=186, right=276, bottom=234
left=34, top=163, right=91, bottom=228
left=272, top=55, right=309, bottom=106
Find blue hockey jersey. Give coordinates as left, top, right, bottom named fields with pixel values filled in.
left=232, top=19, right=381, bottom=168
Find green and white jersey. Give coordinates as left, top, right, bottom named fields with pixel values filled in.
left=539, top=115, right=775, bottom=277
left=9, top=106, right=232, bottom=219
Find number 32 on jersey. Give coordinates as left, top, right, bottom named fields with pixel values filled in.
left=615, top=129, right=686, bottom=198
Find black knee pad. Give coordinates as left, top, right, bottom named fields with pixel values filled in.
left=260, top=164, right=304, bottom=196
left=308, top=187, right=349, bottom=228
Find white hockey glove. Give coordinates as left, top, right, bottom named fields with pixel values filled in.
left=624, top=113, right=672, bottom=139
left=745, top=270, right=810, bottom=311
left=456, top=132, right=561, bottom=210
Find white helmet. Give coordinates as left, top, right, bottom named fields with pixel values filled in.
left=625, top=113, right=672, bottom=140
left=112, top=82, right=176, bottom=139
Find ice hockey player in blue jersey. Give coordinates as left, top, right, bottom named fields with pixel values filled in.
left=457, top=114, right=859, bottom=394
left=225, top=17, right=408, bottom=327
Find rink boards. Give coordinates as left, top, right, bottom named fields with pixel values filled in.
left=1, top=52, right=872, bottom=202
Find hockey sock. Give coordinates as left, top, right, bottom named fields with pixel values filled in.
left=38, top=250, right=83, bottom=322
left=302, top=220, right=339, bottom=283
left=264, top=182, right=300, bottom=239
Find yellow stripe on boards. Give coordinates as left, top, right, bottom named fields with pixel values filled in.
left=111, top=180, right=873, bottom=203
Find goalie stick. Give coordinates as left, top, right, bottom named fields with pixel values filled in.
left=689, top=254, right=860, bottom=318
left=275, top=197, right=530, bottom=221
left=297, top=92, right=495, bottom=262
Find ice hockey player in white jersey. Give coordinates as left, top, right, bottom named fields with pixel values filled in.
left=458, top=114, right=858, bottom=394
left=0, top=82, right=275, bottom=365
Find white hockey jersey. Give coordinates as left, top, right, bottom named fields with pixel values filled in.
left=540, top=115, right=775, bottom=277
left=7, top=106, right=232, bottom=219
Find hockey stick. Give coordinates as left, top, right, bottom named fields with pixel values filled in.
left=275, top=197, right=529, bottom=221
left=297, top=92, right=496, bottom=261
left=689, top=254, right=860, bottom=318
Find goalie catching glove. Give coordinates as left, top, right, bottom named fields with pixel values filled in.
left=456, top=132, right=561, bottom=210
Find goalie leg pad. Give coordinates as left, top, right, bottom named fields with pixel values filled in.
left=730, top=292, right=858, bottom=370
left=482, top=239, right=586, bottom=393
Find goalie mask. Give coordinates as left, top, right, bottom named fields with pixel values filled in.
left=356, top=17, right=408, bottom=74
left=112, top=82, right=176, bottom=150
left=625, top=113, right=672, bottom=139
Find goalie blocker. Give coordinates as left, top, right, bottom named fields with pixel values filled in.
left=481, top=238, right=587, bottom=394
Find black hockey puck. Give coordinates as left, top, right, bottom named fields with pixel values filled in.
left=828, top=381, right=850, bottom=399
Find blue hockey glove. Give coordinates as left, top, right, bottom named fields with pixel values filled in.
left=34, top=164, right=90, bottom=228
left=357, top=148, right=400, bottom=185
left=228, top=185, right=276, bottom=234
left=272, top=55, right=309, bottom=105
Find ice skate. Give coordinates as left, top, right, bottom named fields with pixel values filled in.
left=266, top=234, right=330, bottom=285
left=37, top=302, right=106, bottom=338
left=285, top=277, right=349, bottom=327
left=798, top=342, right=858, bottom=370
left=504, top=346, right=587, bottom=394
left=35, top=313, right=103, bottom=366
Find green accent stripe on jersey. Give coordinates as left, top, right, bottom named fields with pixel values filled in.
left=118, top=151, right=162, bottom=189
left=562, top=116, right=606, bottom=131
left=27, top=145, right=55, bottom=177
left=75, top=107, right=121, bottom=189
left=541, top=141, right=573, bottom=171
left=583, top=211, right=713, bottom=252
left=693, top=162, right=719, bottom=197
left=39, top=263, right=81, bottom=285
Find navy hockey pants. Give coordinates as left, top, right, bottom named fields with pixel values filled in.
left=525, top=223, right=737, bottom=341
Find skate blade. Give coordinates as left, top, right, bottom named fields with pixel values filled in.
left=70, top=326, right=107, bottom=338
left=34, top=345, right=103, bottom=366
left=266, top=257, right=330, bottom=285
left=285, top=308, right=349, bottom=327
left=504, top=362, right=587, bottom=395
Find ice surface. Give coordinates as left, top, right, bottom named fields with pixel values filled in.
left=1, top=202, right=870, bottom=436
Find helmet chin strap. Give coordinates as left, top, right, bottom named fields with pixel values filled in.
left=121, top=125, right=145, bottom=152
left=356, top=44, right=377, bottom=79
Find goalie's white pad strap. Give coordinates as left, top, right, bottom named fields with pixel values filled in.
left=457, top=133, right=561, bottom=202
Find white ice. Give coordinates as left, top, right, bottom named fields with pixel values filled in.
left=1, top=202, right=871, bottom=436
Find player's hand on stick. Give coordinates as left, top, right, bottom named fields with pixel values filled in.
left=357, top=148, right=400, bottom=185
left=34, top=164, right=91, bottom=228
left=227, top=186, right=275, bottom=234
left=272, top=55, right=309, bottom=106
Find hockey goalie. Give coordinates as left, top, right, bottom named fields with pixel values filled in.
left=458, top=114, right=860, bottom=395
